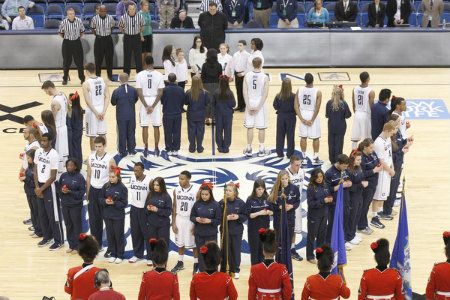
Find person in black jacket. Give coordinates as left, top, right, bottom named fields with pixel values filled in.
left=198, top=2, right=228, bottom=50
left=219, top=182, right=247, bottom=279
left=367, top=0, right=386, bottom=27
left=213, top=75, right=236, bottom=153
left=325, top=85, right=352, bottom=164
left=273, top=78, right=296, bottom=158
left=246, top=179, right=273, bottom=265
left=386, top=0, right=411, bottom=26
left=67, top=92, right=84, bottom=165
left=100, top=167, right=128, bottom=263
left=170, top=9, right=195, bottom=28
left=306, top=168, right=332, bottom=262
left=201, top=48, right=222, bottom=125
left=145, top=177, right=172, bottom=262
left=60, top=158, right=86, bottom=253
left=223, top=0, right=245, bottom=28
left=335, top=0, right=359, bottom=22
left=190, top=181, right=222, bottom=271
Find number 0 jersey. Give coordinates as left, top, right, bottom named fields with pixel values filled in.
left=88, top=152, right=113, bottom=189
left=135, top=69, right=165, bottom=97
left=129, top=174, right=152, bottom=208
left=175, top=184, right=199, bottom=217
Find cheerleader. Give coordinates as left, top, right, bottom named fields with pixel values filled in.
left=145, top=177, right=172, bottom=263
left=306, top=168, right=332, bottom=262
left=347, top=150, right=368, bottom=246
left=65, top=234, right=101, bottom=300
left=246, top=179, right=272, bottom=265
left=175, top=48, right=188, bottom=90
left=162, top=45, right=176, bottom=84
left=248, top=228, right=293, bottom=300
left=426, top=231, right=450, bottom=300
left=138, top=239, right=180, bottom=300
left=100, top=168, right=128, bottom=264
left=218, top=43, right=233, bottom=76
left=67, top=92, right=84, bottom=165
left=273, top=78, right=296, bottom=158
left=219, top=182, right=248, bottom=279
left=358, top=238, right=404, bottom=300
left=269, top=170, right=301, bottom=261
left=59, top=158, right=86, bottom=253
left=190, top=182, right=221, bottom=272
left=302, top=244, right=351, bottom=300
left=190, top=242, right=238, bottom=300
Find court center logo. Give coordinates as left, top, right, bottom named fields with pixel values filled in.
left=0, top=102, right=43, bottom=124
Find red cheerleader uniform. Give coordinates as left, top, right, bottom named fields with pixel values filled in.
left=138, top=268, right=180, bottom=300
left=190, top=271, right=238, bottom=300
left=65, top=264, right=100, bottom=300
left=426, top=261, right=450, bottom=300
left=358, top=268, right=404, bottom=300
left=248, top=260, right=293, bottom=300
left=302, top=272, right=351, bottom=300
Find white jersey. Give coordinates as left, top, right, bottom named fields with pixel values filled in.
left=129, top=174, right=151, bottom=208
left=34, top=148, right=59, bottom=183
left=22, top=140, right=40, bottom=169
left=392, top=111, right=407, bottom=139
left=286, top=166, right=305, bottom=196
left=53, top=93, right=68, bottom=128
left=135, top=69, right=165, bottom=97
left=88, top=152, right=113, bottom=189
left=374, top=136, right=393, bottom=167
left=298, top=86, right=318, bottom=111
left=87, top=77, right=106, bottom=109
left=353, top=85, right=372, bottom=114
left=175, top=184, right=199, bottom=218
left=245, top=71, right=266, bottom=104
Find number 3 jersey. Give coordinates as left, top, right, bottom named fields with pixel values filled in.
left=174, top=184, right=199, bottom=218
left=88, top=152, right=113, bottom=189
left=129, top=175, right=151, bottom=209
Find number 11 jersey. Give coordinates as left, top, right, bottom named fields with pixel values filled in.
left=89, top=152, right=113, bottom=189
left=129, top=175, right=152, bottom=208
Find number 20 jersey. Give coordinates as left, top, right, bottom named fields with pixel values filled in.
left=129, top=175, right=152, bottom=208
left=175, top=184, right=199, bottom=217
left=88, top=152, right=113, bottom=189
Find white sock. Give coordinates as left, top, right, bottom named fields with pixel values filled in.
left=194, top=258, right=198, bottom=263
left=291, top=243, right=295, bottom=249
left=247, top=144, right=252, bottom=150
left=178, top=255, right=184, bottom=262
left=313, top=152, right=319, bottom=159
left=372, top=212, right=378, bottom=218
left=259, top=144, right=265, bottom=151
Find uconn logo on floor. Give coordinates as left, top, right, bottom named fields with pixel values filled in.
left=80, top=150, right=320, bottom=259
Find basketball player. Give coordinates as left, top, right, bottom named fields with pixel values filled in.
left=171, top=171, right=200, bottom=274
left=33, top=133, right=64, bottom=250
left=20, top=126, right=40, bottom=182
left=371, top=121, right=396, bottom=229
left=41, top=80, right=69, bottom=175
left=86, top=136, right=116, bottom=253
left=294, top=73, right=323, bottom=165
left=285, top=155, right=304, bottom=261
left=82, top=63, right=109, bottom=152
left=243, top=57, right=269, bottom=157
left=128, top=162, right=152, bottom=264
left=351, top=71, right=375, bottom=149
left=136, top=55, right=165, bottom=157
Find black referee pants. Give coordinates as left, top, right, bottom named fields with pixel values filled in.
left=62, top=39, right=85, bottom=82
left=94, top=35, right=114, bottom=78
left=234, top=73, right=245, bottom=109
left=123, top=34, right=142, bottom=75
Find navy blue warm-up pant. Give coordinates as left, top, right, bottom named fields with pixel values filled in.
left=163, top=115, right=182, bottom=152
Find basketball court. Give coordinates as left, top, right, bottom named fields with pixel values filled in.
left=0, top=67, right=449, bottom=299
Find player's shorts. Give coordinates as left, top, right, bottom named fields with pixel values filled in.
left=85, top=108, right=107, bottom=137
left=294, top=205, right=303, bottom=233
left=174, top=216, right=195, bottom=248
left=351, top=111, right=371, bottom=141
left=373, top=170, right=391, bottom=201
left=55, top=125, right=69, bottom=173
left=244, top=100, right=267, bottom=129
left=140, top=96, right=162, bottom=127
left=299, top=110, right=321, bottom=139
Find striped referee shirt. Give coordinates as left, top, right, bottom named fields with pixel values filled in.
left=119, top=13, right=144, bottom=35
left=90, top=14, right=116, bottom=36
left=59, top=17, right=85, bottom=40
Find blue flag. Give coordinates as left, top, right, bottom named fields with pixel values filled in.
left=390, top=190, right=412, bottom=300
left=331, top=183, right=347, bottom=275
left=279, top=194, right=295, bottom=300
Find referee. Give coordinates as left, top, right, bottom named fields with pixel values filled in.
left=119, top=3, right=144, bottom=75
left=59, top=7, right=85, bottom=85
left=90, top=5, right=116, bottom=81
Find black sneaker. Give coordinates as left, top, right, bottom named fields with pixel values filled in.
left=378, top=212, right=394, bottom=220
left=37, top=239, right=52, bottom=247
left=312, top=157, right=324, bottom=165
left=193, top=263, right=199, bottom=275
left=370, top=216, right=385, bottom=229
left=49, top=243, right=63, bottom=251
left=23, top=218, right=32, bottom=225
left=171, top=261, right=184, bottom=274
left=62, top=79, right=68, bottom=85
left=291, top=249, right=303, bottom=261
left=104, top=251, right=112, bottom=258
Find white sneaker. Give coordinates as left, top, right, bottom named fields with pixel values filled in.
left=355, top=234, right=363, bottom=243
left=167, top=151, right=173, bottom=156
left=115, top=258, right=123, bottom=264
left=345, top=242, right=353, bottom=251
left=108, top=257, right=117, bottom=263
left=234, top=273, right=240, bottom=279
left=349, top=236, right=360, bottom=245
left=146, top=260, right=153, bottom=266
left=128, top=256, right=142, bottom=263
left=173, top=151, right=178, bottom=156
left=393, top=199, right=401, bottom=207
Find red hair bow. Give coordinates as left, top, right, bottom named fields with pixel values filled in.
left=227, top=181, right=240, bottom=189
left=258, top=228, right=266, bottom=235
left=315, top=247, right=323, bottom=254
left=443, top=231, right=450, bottom=238
left=149, top=238, right=157, bottom=245
left=70, top=91, right=79, bottom=102
left=113, top=167, right=121, bottom=176
left=32, top=122, right=38, bottom=129
left=200, top=245, right=208, bottom=254
left=79, top=233, right=87, bottom=241
left=370, top=242, right=378, bottom=250
left=350, top=148, right=359, bottom=157
left=200, top=181, right=214, bottom=190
